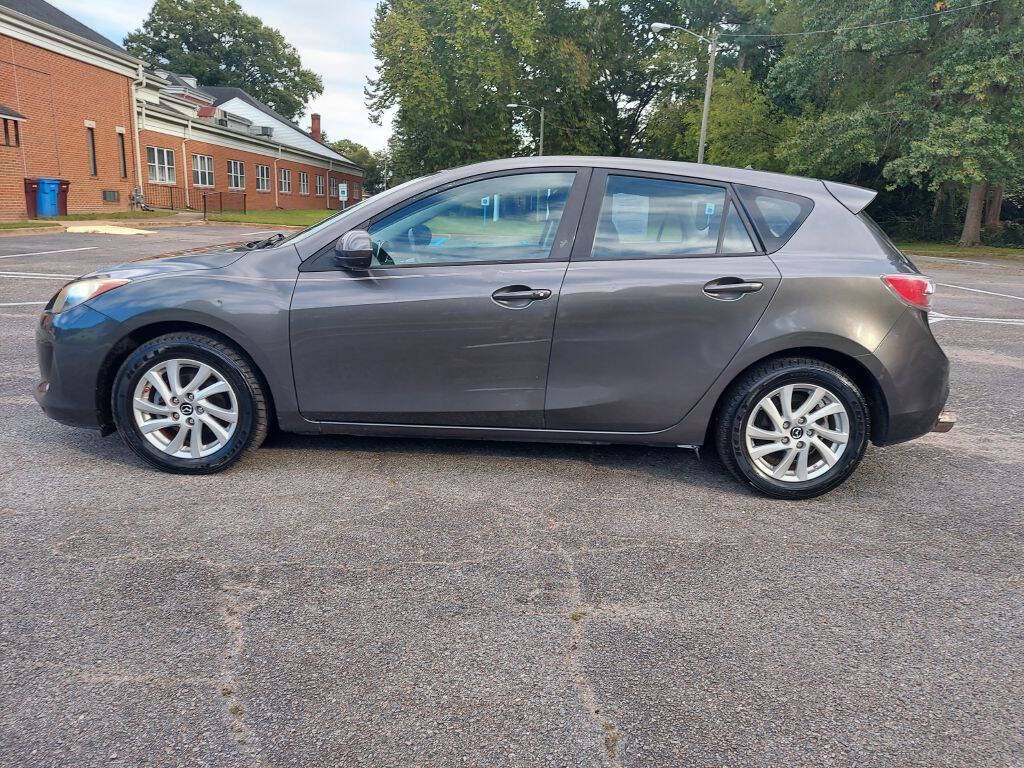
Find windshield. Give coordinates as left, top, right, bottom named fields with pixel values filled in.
left=281, top=175, right=431, bottom=248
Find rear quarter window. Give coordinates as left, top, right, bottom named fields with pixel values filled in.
left=735, top=184, right=814, bottom=253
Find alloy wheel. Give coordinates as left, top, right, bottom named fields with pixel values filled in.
left=744, top=383, right=850, bottom=483
left=132, top=358, right=239, bottom=459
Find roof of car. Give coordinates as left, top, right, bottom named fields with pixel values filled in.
left=441, top=156, right=859, bottom=199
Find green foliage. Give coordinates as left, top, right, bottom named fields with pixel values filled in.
left=125, top=0, right=323, bottom=120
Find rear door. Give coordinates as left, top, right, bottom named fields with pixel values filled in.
left=544, top=169, right=782, bottom=432
left=290, top=168, right=588, bottom=428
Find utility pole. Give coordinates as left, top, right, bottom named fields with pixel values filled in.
left=507, top=103, right=545, bottom=156
left=651, top=22, right=720, bottom=164
left=697, top=29, right=719, bottom=164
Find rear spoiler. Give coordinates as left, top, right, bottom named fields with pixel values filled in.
left=823, top=180, right=877, bottom=215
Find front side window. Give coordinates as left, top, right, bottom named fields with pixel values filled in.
left=256, top=164, right=270, bottom=191
left=279, top=168, right=292, bottom=193
left=367, top=171, right=576, bottom=267
left=316, top=175, right=324, bottom=196
left=147, top=146, right=175, bottom=184
left=228, top=160, right=245, bottom=189
left=299, top=171, right=309, bottom=195
left=192, top=154, right=214, bottom=186
left=590, top=175, right=733, bottom=259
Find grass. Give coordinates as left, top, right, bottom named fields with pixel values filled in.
left=208, top=209, right=337, bottom=227
left=0, top=220, right=63, bottom=230
left=54, top=210, right=175, bottom=221
left=895, top=241, right=1024, bottom=260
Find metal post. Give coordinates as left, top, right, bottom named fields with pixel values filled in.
left=539, top=107, right=544, bottom=157
left=697, top=29, right=719, bottom=165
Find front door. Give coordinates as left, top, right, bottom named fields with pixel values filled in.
left=291, top=169, right=587, bottom=428
left=545, top=170, right=782, bottom=432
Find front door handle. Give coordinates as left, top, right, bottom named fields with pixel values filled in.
left=492, top=285, right=552, bottom=306
left=703, top=278, right=764, bottom=297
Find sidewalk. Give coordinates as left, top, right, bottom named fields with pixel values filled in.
left=0, top=211, right=208, bottom=237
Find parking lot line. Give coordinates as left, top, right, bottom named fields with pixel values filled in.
left=937, top=282, right=1024, bottom=302
left=0, top=301, right=46, bottom=306
left=0, top=246, right=98, bottom=260
left=0, top=272, right=73, bottom=280
left=0, top=270, right=76, bottom=278
left=930, top=311, right=1024, bottom=326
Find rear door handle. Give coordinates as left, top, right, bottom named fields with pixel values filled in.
left=491, top=286, right=552, bottom=305
left=703, top=279, right=764, bottom=296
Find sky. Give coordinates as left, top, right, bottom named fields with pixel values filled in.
left=50, top=0, right=392, bottom=150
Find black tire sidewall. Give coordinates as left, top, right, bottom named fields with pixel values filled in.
left=724, top=365, right=869, bottom=499
left=113, top=338, right=257, bottom=473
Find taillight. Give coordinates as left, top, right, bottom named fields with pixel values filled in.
left=882, top=274, right=934, bottom=311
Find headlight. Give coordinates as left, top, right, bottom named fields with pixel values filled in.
left=50, top=277, right=130, bottom=313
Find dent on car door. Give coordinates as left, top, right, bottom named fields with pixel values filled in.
left=544, top=170, right=782, bottom=433
left=290, top=169, right=588, bottom=428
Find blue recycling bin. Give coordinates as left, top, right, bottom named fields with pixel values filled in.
left=36, top=178, right=60, bottom=218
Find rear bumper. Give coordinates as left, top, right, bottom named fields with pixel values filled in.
left=35, top=304, right=121, bottom=431
left=869, top=309, right=951, bottom=446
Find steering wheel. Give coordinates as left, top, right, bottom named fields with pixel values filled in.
left=374, top=240, right=395, bottom=266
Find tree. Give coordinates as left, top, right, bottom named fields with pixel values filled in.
left=766, top=0, right=1024, bottom=246
left=125, top=0, right=323, bottom=120
left=328, top=138, right=385, bottom=193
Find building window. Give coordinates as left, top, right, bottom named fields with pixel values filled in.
left=117, top=133, right=127, bottom=178
left=279, top=168, right=292, bottom=194
left=329, top=177, right=338, bottom=198
left=315, top=175, right=324, bottom=196
left=192, top=154, right=214, bottom=187
left=256, top=164, right=270, bottom=191
left=86, top=127, right=97, bottom=176
left=354, top=183, right=361, bottom=199
left=228, top=160, right=245, bottom=189
left=147, top=147, right=176, bottom=184
left=2, top=119, right=20, bottom=147
left=299, top=171, right=309, bottom=195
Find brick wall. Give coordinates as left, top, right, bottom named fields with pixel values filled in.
left=138, top=129, right=363, bottom=213
left=0, top=34, right=138, bottom=220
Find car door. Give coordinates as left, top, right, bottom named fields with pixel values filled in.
left=544, top=169, right=782, bottom=432
left=290, top=168, right=588, bottom=428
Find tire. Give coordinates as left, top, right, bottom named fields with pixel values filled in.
left=112, top=332, right=268, bottom=474
left=714, top=357, right=870, bottom=500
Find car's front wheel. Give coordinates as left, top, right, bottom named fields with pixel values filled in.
left=112, top=332, right=268, bottom=473
left=715, top=357, right=870, bottom=499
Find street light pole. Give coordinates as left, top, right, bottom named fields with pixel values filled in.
left=507, top=103, right=544, bottom=156
left=651, top=22, right=719, bottom=164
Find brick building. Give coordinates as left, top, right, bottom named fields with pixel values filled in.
left=0, top=0, right=362, bottom=221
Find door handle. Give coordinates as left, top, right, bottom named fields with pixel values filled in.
left=703, top=278, right=764, bottom=297
left=491, top=286, right=552, bottom=304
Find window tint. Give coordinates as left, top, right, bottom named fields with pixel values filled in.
left=734, top=184, right=813, bottom=252
left=591, top=175, right=727, bottom=259
left=720, top=203, right=756, bottom=253
left=367, top=172, right=575, bottom=266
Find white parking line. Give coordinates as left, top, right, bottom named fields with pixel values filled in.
left=915, top=254, right=995, bottom=266
left=937, top=282, right=1024, bottom=302
left=0, top=270, right=76, bottom=278
left=0, top=272, right=72, bottom=280
left=239, top=230, right=281, bottom=236
left=930, top=312, right=1024, bottom=326
left=0, top=301, right=46, bottom=306
left=0, top=246, right=97, bottom=260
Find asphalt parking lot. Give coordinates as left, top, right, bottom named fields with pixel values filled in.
left=1, top=226, right=1022, bottom=767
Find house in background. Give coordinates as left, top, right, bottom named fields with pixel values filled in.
left=0, top=0, right=362, bottom=220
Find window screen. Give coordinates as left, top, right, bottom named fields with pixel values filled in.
left=590, top=175, right=728, bottom=259
left=734, top=184, right=813, bottom=252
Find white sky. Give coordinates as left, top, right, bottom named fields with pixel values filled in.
left=50, top=0, right=392, bottom=150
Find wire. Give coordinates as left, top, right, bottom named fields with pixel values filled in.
left=718, top=0, right=1000, bottom=38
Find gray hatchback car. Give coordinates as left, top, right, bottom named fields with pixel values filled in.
left=35, top=157, right=953, bottom=498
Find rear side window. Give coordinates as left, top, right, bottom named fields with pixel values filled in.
left=735, top=184, right=814, bottom=252
left=591, top=174, right=749, bottom=259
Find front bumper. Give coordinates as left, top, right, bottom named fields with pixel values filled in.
left=35, top=304, right=122, bottom=430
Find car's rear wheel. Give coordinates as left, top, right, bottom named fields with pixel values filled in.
left=715, top=357, right=870, bottom=499
left=112, top=332, right=268, bottom=473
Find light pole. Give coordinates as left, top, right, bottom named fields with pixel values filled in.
left=651, top=22, right=720, bottom=164
left=506, top=103, right=544, bottom=156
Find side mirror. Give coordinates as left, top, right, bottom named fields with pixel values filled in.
left=334, top=229, right=373, bottom=270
